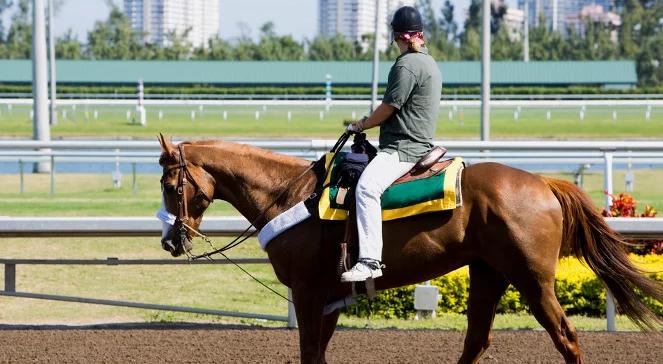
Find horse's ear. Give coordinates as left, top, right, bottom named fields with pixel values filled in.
left=157, top=133, right=178, bottom=161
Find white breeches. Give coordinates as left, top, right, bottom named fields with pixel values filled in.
left=355, top=151, right=415, bottom=261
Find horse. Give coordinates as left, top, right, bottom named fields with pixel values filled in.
left=156, top=135, right=663, bottom=364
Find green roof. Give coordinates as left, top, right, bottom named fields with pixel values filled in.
left=0, top=60, right=637, bottom=86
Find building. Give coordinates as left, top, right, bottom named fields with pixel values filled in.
left=503, top=7, right=525, bottom=42
left=517, top=0, right=615, bottom=32
left=123, top=0, right=220, bottom=48
left=566, top=4, right=621, bottom=41
left=318, top=0, right=415, bottom=51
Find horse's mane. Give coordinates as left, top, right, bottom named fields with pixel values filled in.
left=160, top=139, right=310, bottom=169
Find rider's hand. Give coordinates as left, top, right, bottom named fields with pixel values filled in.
left=346, top=117, right=366, bottom=133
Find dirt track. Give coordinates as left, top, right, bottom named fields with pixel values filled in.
left=0, top=324, right=661, bottom=363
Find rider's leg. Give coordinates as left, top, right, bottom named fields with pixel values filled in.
left=341, top=151, right=414, bottom=282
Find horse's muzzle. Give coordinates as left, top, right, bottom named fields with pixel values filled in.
left=161, top=237, right=193, bottom=257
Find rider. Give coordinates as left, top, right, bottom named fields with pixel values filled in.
left=341, top=6, right=442, bottom=282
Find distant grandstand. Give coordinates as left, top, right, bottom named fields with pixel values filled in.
left=0, top=60, right=637, bottom=89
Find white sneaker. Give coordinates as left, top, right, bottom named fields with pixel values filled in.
left=340, top=260, right=383, bottom=282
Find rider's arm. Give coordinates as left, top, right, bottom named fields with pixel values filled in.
left=351, top=65, right=415, bottom=132
left=355, top=103, right=396, bottom=131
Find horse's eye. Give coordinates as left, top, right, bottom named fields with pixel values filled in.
left=163, top=183, right=176, bottom=193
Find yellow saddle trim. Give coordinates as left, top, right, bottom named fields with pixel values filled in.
left=318, top=153, right=464, bottom=221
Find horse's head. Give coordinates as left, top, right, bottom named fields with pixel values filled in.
left=157, top=135, right=215, bottom=257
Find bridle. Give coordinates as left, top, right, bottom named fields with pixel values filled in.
left=161, top=144, right=213, bottom=249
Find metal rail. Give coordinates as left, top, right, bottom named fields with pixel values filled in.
left=1, top=98, right=663, bottom=106
left=1, top=216, right=661, bottom=238
left=3, top=139, right=663, bottom=152
left=0, top=216, right=253, bottom=237
left=2, top=94, right=663, bottom=101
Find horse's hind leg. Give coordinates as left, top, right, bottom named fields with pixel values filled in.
left=495, top=248, right=583, bottom=363
left=458, top=261, right=509, bottom=364
left=516, top=278, right=583, bottom=364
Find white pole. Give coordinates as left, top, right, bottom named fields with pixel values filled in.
left=481, top=0, right=491, bottom=141
left=48, top=0, right=57, bottom=126
left=604, top=151, right=617, bottom=332
left=523, top=0, right=530, bottom=62
left=137, top=79, right=146, bottom=126
left=287, top=289, right=297, bottom=329
left=552, top=0, right=558, bottom=32
left=33, top=0, right=51, bottom=173
left=369, top=0, right=381, bottom=113
left=325, top=73, right=332, bottom=112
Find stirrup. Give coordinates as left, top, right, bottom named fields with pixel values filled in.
left=358, top=258, right=382, bottom=270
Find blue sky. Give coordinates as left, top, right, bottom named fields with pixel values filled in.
left=3, top=0, right=518, bottom=42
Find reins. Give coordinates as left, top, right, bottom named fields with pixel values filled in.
left=165, top=132, right=353, bottom=303
left=187, top=131, right=352, bottom=261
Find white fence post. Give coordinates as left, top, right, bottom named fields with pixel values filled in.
left=287, top=288, right=297, bottom=329
left=604, top=151, right=617, bottom=332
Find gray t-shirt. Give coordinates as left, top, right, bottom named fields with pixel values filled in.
left=380, top=47, right=442, bottom=163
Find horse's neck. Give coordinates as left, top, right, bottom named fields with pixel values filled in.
left=194, top=143, right=316, bottom=227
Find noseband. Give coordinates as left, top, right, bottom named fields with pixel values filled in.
left=162, top=144, right=213, bottom=245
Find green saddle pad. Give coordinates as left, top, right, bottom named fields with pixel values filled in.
left=318, top=153, right=464, bottom=221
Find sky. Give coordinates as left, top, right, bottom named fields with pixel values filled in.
left=2, top=0, right=518, bottom=42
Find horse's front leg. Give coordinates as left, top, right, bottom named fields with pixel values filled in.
left=291, top=283, right=330, bottom=364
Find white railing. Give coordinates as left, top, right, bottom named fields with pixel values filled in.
left=1, top=216, right=660, bottom=239
left=3, top=139, right=663, bottom=151
left=1, top=98, right=663, bottom=107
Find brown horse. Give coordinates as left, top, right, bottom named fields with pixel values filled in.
left=157, top=136, right=663, bottom=364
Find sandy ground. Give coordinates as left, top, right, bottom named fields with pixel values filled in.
left=0, top=324, right=662, bottom=363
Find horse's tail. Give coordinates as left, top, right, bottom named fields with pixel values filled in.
left=543, top=177, right=663, bottom=329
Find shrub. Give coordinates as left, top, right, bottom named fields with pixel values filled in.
left=343, top=255, right=663, bottom=319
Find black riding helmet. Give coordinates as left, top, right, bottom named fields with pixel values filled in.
left=390, top=6, right=423, bottom=33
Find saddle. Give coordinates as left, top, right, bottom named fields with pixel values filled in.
left=333, top=145, right=449, bottom=207
left=395, top=146, right=448, bottom=183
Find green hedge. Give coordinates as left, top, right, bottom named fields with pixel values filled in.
left=343, top=256, right=663, bottom=319
left=2, top=83, right=662, bottom=96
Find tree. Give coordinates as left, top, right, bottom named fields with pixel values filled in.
left=638, top=32, right=663, bottom=85
left=414, top=0, right=458, bottom=60
left=0, top=0, right=13, bottom=41
left=492, top=28, right=521, bottom=60
left=193, top=36, right=233, bottom=60
left=158, top=29, right=192, bottom=60
left=460, top=28, right=480, bottom=60
left=440, top=0, right=457, bottom=42
left=632, top=1, right=663, bottom=85
left=464, top=0, right=481, bottom=32
left=55, top=29, right=82, bottom=59
left=2, top=0, right=32, bottom=59
left=86, top=6, right=137, bottom=59
left=490, top=1, right=507, bottom=34
left=254, top=22, right=304, bottom=60
left=579, top=20, right=618, bottom=60
left=308, top=34, right=358, bottom=60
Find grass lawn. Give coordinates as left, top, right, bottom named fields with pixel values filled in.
left=1, top=103, right=662, bottom=139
